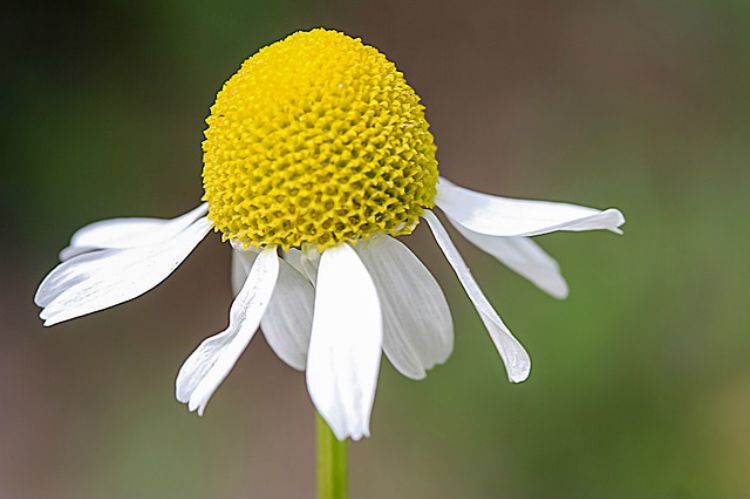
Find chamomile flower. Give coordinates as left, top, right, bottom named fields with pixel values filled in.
left=35, top=28, right=624, bottom=441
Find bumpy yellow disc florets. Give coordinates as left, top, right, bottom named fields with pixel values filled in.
left=202, top=28, right=439, bottom=250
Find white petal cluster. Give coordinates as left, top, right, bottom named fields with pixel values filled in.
left=35, top=178, right=624, bottom=440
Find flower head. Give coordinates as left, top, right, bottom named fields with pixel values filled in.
left=35, top=28, right=625, bottom=441
left=203, top=29, right=438, bottom=250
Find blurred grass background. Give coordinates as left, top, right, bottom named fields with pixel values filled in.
left=2, top=1, right=750, bottom=498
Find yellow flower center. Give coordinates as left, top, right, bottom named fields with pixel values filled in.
left=201, top=28, right=439, bottom=250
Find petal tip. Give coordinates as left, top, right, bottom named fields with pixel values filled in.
left=33, top=289, right=46, bottom=308
left=605, top=208, right=626, bottom=232
left=41, top=313, right=59, bottom=327
left=187, top=397, right=203, bottom=414
left=347, top=426, right=370, bottom=442
left=550, top=281, right=570, bottom=300
left=174, top=385, right=189, bottom=404
left=507, top=364, right=531, bottom=383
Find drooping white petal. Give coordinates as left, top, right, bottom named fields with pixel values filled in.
left=36, top=218, right=212, bottom=325
left=306, top=244, right=382, bottom=441
left=36, top=250, right=115, bottom=308
left=355, top=235, right=453, bottom=380
left=59, top=203, right=209, bottom=260
left=230, top=247, right=311, bottom=368
left=423, top=211, right=531, bottom=383
left=435, top=177, right=625, bottom=237
left=175, top=247, right=279, bottom=415
left=261, top=259, right=314, bottom=371
left=231, top=249, right=257, bottom=296
left=448, top=219, right=569, bottom=299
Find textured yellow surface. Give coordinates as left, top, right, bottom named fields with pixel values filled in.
left=202, top=28, right=439, bottom=250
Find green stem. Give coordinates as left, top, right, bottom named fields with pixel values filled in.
left=316, top=412, right=348, bottom=499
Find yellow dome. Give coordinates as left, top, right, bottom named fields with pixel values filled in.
left=201, top=28, right=439, bottom=250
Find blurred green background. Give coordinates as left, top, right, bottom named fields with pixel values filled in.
left=2, top=1, right=749, bottom=498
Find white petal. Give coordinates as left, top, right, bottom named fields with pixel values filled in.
left=261, top=259, right=314, bottom=371
left=355, top=235, right=453, bottom=380
left=306, top=244, right=382, bottom=441
left=231, top=249, right=257, bottom=296
left=281, top=247, right=321, bottom=283
left=423, top=211, right=531, bottom=383
left=448, top=220, right=569, bottom=299
left=435, top=177, right=625, bottom=237
left=59, top=203, right=209, bottom=260
left=282, top=248, right=304, bottom=272
left=290, top=244, right=322, bottom=283
left=36, top=218, right=212, bottom=325
left=175, top=247, right=279, bottom=415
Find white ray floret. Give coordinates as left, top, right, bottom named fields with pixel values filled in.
left=306, top=244, right=383, bottom=441
left=231, top=248, right=256, bottom=297
left=424, top=210, right=531, bottom=383
left=355, top=234, right=453, bottom=380
left=59, top=203, right=209, bottom=261
left=435, top=177, right=624, bottom=237
left=260, top=257, right=315, bottom=371
left=36, top=217, right=212, bottom=326
left=175, top=246, right=280, bottom=416
left=232, top=246, right=316, bottom=371
left=449, top=222, right=569, bottom=299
